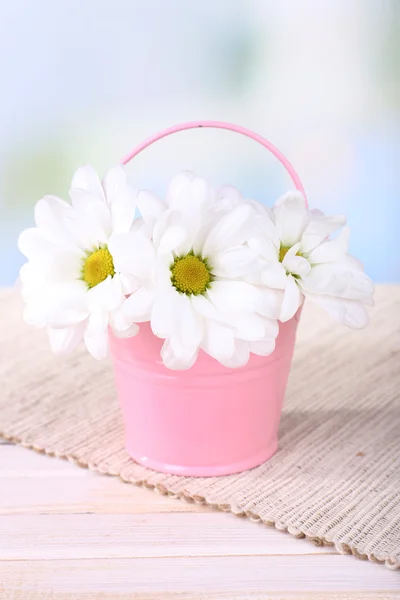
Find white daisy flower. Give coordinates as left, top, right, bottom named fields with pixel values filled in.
left=18, top=165, right=147, bottom=359
left=121, top=172, right=280, bottom=370
left=248, top=191, right=374, bottom=328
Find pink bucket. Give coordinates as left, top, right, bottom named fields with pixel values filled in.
left=110, top=313, right=300, bottom=477
left=111, top=121, right=307, bottom=477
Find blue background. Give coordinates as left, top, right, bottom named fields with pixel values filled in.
left=1, top=0, right=398, bottom=285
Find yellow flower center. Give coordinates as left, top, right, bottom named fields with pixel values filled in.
left=279, top=246, right=302, bottom=262
left=82, top=246, right=115, bottom=288
left=170, top=253, right=212, bottom=295
left=279, top=246, right=291, bottom=262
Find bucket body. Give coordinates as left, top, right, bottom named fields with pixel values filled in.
left=109, top=313, right=300, bottom=477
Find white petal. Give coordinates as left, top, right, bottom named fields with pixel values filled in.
left=47, top=308, right=88, bottom=329
left=362, top=295, right=375, bottom=307
left=45, top=252, right=83, bottom=283
left=111, top=323, right=140, bottom=339
left=151, top=292, right=204, bottom=364
left=45, top=281, right=89, bottom=328
left=182, top=174, right=214, bottom=210
left=219, top=339, right=250, bottom=368
left=261, top=262, right=287, bottom=289
left=161, top=338, right=198, bottom=370
left=71, top=165, right=105, bottom=201
left=167, top=176, right=214, bottom=253
left=300, top=213, right=347, bottom=254
left=189, top=214, right=216, bottom=257
left=202, top=321, right=235, bottom=361
left=102, top=165, right=138, bottom=234
left=216, top=185, right=243, bottom=209
left=171, top=202, right=209, bottom=256
left=158, top=224, right=187, bottom=255
left=212, top=247, right=260, bottom=278
left=86, top=275, right=123, bottom=312
left=152, top=209, right=188, bottom=252
left=119, top=273, right=139, bottom=295
left=48, top=323, right=84, bottom=354
left=207, top=281, right=260, bottom=313
left=253, top=213, right=280, bottom=250
left=154, top=253, right=174, bottom=288
left=108, top=230, right=156, bottom=279
left=239, top=271, right=262, bottom=285
left=174, top=294, right=203, bottom=353
left=35, top=194, right=70, bottom=227
left=83, top=310, right=109, bottom=359
left=151, top=289, right=177, bottom=338
left=19, top=230, right=83, bottom=283
left=168, top=334, right=195, bottom=362
left=280, top=275, right=301, bottom=322
left=19, top=261, right=41, bottom=286
left=305, top=293, right=369, bottom=329
left=191, top=293, right=220, bottom=320
left=248, top=235, right=279, bottom=262
left=307, top=227, right=350, bottom=264
left=341, top=254, right=365, bottom=271
left=34, top=195, right=76, bottom=248
left=247, top=199, right=273, bottom=217
left=299, top=260, right=374, bottom=301
left=165, top=172, right=195, bottom=207
left=202, top=204, right=254, bottom=255
left=256, top=287, right=284, bottom=319
left=68, top=189, right=112, bottom=247
left=273, top=191, right=309, bottom=247
left=152, top=210, right=171, bottom=249
left=130, top=216, right=146, bottom=234
left=242, top=272, right=264, bottom=289
left=249, top=338, right=276, bottom=356
left=166, top=172, right=214, bottom=212
left=282, top=244, right=311, bottom=277
left=234, top=312, right=278, bottom=342
left=109, top=306, right=140, bottom=338
left=18, top=228, right=57, bottom=261
left=137, top=190, right=165, bottom=230
left=122, top=286, right=155, bottom=322
left=102, top=165, right=129, bottom=205
left=261, top=316, right=280, bottom=339
left=19, top=264, right=48, bottom=306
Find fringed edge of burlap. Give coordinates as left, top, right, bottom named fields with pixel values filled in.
left=2, top=430, right=399, bottom=571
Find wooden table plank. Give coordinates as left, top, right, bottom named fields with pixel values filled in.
left=0, top=446, right=211, bottom=515
left=1, top=592, right=399, bottom=600
left=1, top=439, right=399, bottom=599
left=1, top=556, right=399, bottom=596
left=0, top=513, right=333, bottom=559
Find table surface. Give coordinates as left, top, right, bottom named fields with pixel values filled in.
left=0, top=439, right=399, bottom=599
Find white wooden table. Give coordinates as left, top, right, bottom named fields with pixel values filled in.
left=0, top=438, right=399, bottom=599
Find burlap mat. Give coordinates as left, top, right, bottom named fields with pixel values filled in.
left=1, top=286, right=399, bottom=570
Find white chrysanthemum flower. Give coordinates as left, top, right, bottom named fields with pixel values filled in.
left=248, top=191, right=374, bottom=328
left=120, top=172, right=280, bottom=370
left=18, top=165, right=148, bottom=359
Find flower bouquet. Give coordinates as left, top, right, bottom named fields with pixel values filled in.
left=18, top=122, right=374, bottom=476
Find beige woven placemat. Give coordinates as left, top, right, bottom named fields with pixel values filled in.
left=1, top=286, right=399, bottom=569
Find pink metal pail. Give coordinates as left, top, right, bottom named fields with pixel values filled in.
left=110, top=313, right=300, bottom=477
left=111, top=121, right=307, bottom=477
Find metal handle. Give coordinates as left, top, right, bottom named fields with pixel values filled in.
left=121, top=120, right=307, bottom=205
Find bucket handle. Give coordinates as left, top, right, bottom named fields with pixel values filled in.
left=120, top=120, right=307, bottom=206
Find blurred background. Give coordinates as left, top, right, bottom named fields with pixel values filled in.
left=1, top=0, right=398, bottom=285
